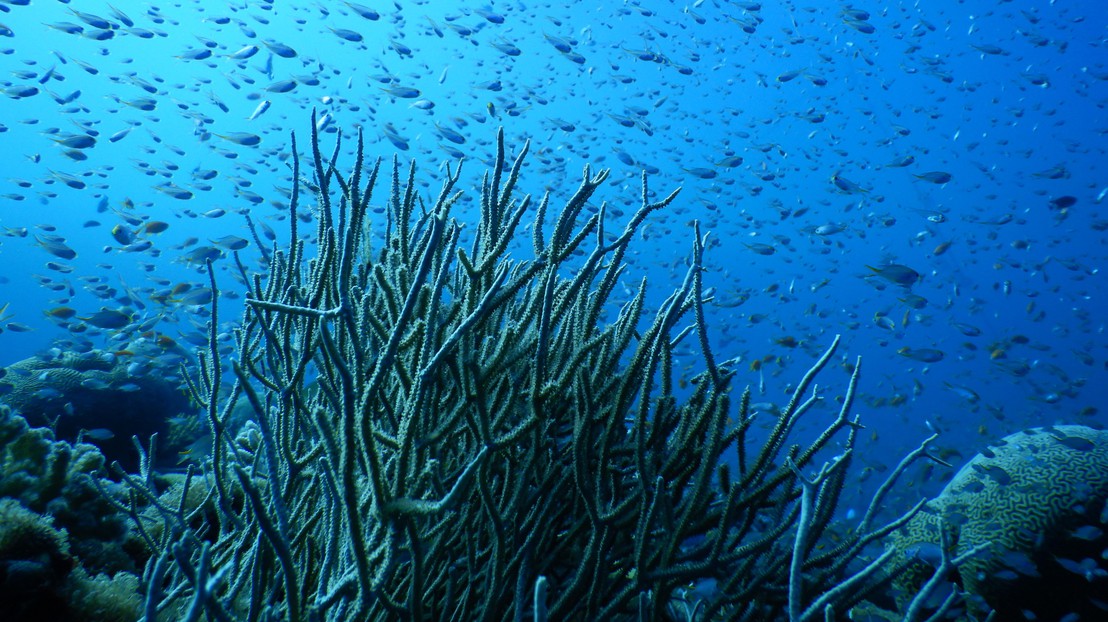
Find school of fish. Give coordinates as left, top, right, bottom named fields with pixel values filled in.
left=0, top=0, right=1104, bottom=519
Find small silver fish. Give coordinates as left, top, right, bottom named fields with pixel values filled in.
left=82, top=428, right=116, bottom=441
left=247, top=100, right=271, bottom=121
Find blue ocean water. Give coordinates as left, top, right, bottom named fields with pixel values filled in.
left=0, top=0, right=1103, bottom=519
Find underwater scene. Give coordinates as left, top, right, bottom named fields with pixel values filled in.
left=0, top=0, right=1105, bottom=620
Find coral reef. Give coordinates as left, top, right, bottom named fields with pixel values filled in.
left=0, top=347, right=193, bottom=471
left=0, top=498, right=143, bottom=622
left=116, top=119, right=952, bottom=621
left=0, top=406, right=146, bottom=621
left=0, top=404, right=144, bottom=575
left=889, top=424, right=1108, bottom=619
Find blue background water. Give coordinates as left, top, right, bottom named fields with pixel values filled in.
left=0, top=0, right=1104, bottom=512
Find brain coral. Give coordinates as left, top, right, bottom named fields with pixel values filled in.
left=890, top=424, right=1108, bottom=618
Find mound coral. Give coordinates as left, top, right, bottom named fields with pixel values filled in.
left=0, top=404, right=144, bottom=575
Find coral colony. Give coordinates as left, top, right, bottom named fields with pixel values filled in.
left=2, top=121, right=1107, bottom=620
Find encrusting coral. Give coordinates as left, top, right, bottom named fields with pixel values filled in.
left=111, top=117, right=965, bottom=621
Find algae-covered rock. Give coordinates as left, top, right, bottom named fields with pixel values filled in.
left=0, top=404, right=148, bottom=620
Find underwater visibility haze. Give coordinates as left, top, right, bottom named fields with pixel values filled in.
left=0, top=0, right=1105, bottom=620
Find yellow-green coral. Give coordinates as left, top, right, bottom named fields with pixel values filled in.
left=64, top=567, right=143, bottom=622
left=0, top=496, right=71, bottom=563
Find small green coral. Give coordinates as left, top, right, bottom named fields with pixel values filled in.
left=0, top=496, right=71, bottom=563
left=64, top=567, right=143, bottom=622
